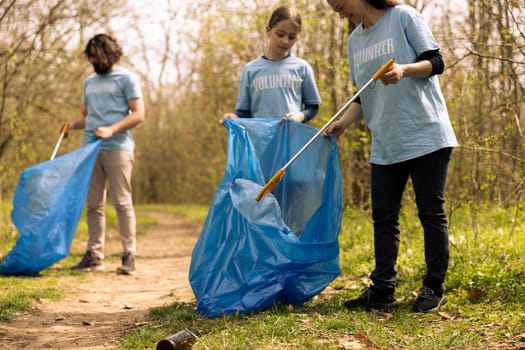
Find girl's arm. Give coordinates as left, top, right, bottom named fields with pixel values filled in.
left=283, top=104, right=319, bottom=123
left=302, top=104, right=319, bottom=122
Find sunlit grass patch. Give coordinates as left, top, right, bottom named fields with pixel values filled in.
left=130, top=203, right=524, bottom=349
left=1, top=200, right=523, bottom=349
left=0, top=276, right=61, bottom=320
left=136, top=204, right=209, bottom=224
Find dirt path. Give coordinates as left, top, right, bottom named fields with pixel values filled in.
left=0, top=211, right=201, bottom=350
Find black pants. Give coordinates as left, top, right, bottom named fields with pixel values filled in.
left=370, top=147, right=452, bottom=294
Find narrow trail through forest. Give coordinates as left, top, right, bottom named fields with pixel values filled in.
left=0, top=211, right=201, bottom=350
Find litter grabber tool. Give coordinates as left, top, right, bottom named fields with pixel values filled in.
left=51, top=123, right=70, bottom=160
left=255, top=58, right=394, bottom=201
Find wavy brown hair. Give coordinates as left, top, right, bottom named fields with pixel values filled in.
left=84, top=33, right=122, bottom=74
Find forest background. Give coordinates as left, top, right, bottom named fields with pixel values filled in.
left=0, top=0, right=524, bottom=216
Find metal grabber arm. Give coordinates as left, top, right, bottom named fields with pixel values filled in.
left=51, top=122, right=71, bottom=160
left=255, top=58, right=395, bottom=201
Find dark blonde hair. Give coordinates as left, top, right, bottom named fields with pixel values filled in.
left=268, top=6, right=302, bottom=31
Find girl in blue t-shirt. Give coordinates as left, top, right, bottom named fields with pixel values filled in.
left=220, top=5, right=322, bottom=124
left=324, top=0, right=458, bottom=313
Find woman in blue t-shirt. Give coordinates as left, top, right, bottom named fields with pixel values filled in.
left=220, top=5, right=322, bottom=124
left=324, top=0, right=458, bottom=313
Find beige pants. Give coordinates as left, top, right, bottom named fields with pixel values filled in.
left=86, top=150, right=136, bottom=259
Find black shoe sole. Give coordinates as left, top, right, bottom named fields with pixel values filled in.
left=413, top=296, right=447, bottom=313
left=344, top=300, right=397, bottom=311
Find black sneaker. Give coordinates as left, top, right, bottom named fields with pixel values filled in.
left=71, top=250, right=105, bottom=272
left=344, top=286, right=397, bottom=310
left=412, top=285, right=447, bottom=313
left=116, top=252, right=136, bottom=275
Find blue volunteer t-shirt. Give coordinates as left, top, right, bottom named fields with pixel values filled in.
left=348, top=5, right=458, bottom=165
left=82, top=66, right=143, bottom=151
left=235, top=55, right=322, bottom=118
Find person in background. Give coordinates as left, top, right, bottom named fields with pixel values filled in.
left=324, top=0, right=458, bottom=312
left=220, top=5, right=322, bottom=124
left=64, top=33, right=145, bottom=275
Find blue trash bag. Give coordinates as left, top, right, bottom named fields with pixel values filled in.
left=0, top=140, right=102, bottom=276
left=189, top=118, right=342, bottom=317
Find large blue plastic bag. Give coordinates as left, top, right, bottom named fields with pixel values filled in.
left=0, top=140, right=102, bottom=276
left=189, top=118, right=342, bottom=317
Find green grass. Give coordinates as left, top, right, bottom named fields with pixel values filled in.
left=0, top=276, right=62, bottom=320
left=0, top=202, right=160, bottom=321
left=121, top=203, right=525, bottom=350
left=1, top=202, right=524, bottom=349
left=135, top=203, right=209, bottom=223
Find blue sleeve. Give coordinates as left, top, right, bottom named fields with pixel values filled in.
left=301, top=63, right=322, bottom=105
left=235, top=67, right=251, bottom=111
left=401, top=6, right=440, bottom=55
left=124, top=72, right=143, bottom=100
